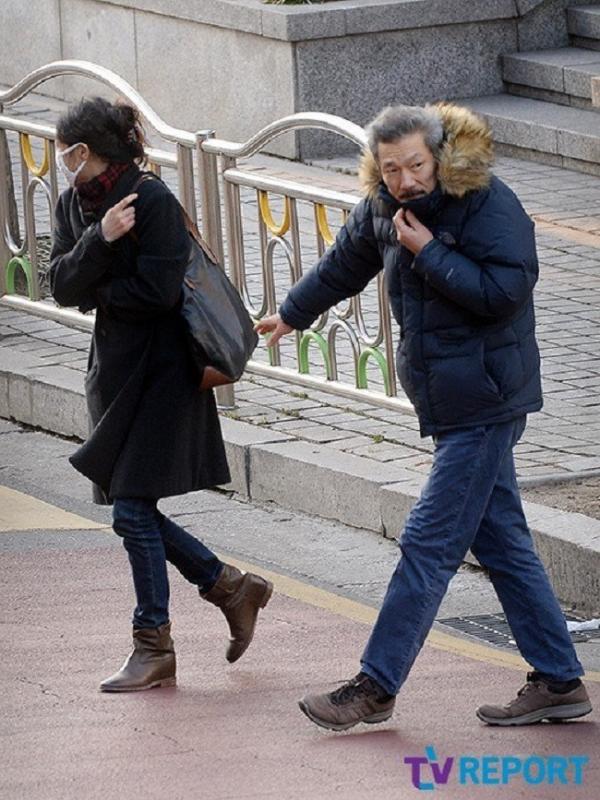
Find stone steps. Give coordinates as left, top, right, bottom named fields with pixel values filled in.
left=502, top=47, right=600, bottom=109
left=462, top=5, right=600, bottom=174
left=464, top=94, right=600, bottom=175
left=569, top=3, right=600, bottom=51
left=501, top=5, right=600, bottom=108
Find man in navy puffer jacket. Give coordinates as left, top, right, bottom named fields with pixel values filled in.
left=256, top=104, right=591, bottom=731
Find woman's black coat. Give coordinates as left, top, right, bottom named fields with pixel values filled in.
left=50, top=165, right=231, bottom=503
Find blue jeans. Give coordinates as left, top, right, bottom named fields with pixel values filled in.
left=361, top=417, right=584, bottom=696
left=112, top=498, right=223, bottom=629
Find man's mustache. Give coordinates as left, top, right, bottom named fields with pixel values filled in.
left=399, top=190, right=426, bottom=200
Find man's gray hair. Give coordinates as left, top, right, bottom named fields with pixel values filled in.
left=366, top=105, right=444, bottom=160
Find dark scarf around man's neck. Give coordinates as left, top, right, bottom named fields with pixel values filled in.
left=378, top=182, right=446, bottom=224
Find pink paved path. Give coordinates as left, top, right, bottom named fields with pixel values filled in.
left=2, top=544, right=598, bottom=799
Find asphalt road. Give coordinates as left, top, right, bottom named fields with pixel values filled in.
left=1, top=419, right=599, bottom=799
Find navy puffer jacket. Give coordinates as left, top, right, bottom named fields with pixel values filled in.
left=279, top=104, right=543, bottom=437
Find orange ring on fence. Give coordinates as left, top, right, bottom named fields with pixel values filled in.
left=258, top=191, right=291, bottom=237
left=19, top=134, right=50, bottom=178
left=315, top=204, right=336, bottom=246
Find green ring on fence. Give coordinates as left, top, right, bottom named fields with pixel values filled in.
left=258, top=324, right=279, bottom=367
left=298, top=331, right=332, bottom=378
left=268, top=343, right=277, bottom=367
left=5, top=256, right=35, bottom=299
left=357, top=347, right=391, bottom=394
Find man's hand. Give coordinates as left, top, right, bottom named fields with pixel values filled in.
left=393, top=208, right=434, bottom=255
left=101, top=193, right=138, bottom=243
left=255, top=314, right=294, bottom=347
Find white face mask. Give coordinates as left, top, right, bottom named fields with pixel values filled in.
left=56, top=142, right=87, bottom=187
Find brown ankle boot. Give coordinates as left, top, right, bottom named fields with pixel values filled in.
left=100, top=622, right=176, bottom=692
left=201, top=564, right=273, bottom=663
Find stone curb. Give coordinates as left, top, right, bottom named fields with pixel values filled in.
left=1, top=345, right=599, bottom=616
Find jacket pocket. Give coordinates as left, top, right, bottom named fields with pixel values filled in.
left=426, top=337, right=502, bottom=422
left=484, top=342, right=526, bottom=400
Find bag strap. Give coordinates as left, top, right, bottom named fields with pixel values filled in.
left=127, top=172, right=155, bottom=245
left=129, top=172, right=219, bottom=264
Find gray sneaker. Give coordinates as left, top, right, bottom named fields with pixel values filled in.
left=299, top=673, right=395, bottom=731
left=477, top=672, right=592, bottom=726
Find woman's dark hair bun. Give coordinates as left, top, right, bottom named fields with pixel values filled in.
left=56, top=96, right=147, bottom=165
left=111, top=101, right=146, bottom=158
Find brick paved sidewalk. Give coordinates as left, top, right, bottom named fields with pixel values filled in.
left=2, top=300, right=600, bottom=483
left=2, top=87, right=600, bottom=481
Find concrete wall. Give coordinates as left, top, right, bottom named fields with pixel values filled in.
left=1, top=0, right=62, bottom=89
left=2, top=0, right=598, bottom=159
left=1, top=0, right=297, bottom=157
left=294, top=18, right=518, bottom=158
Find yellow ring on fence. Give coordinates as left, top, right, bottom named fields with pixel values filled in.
left=259, top=191, right=291, bottom=237
left=315, top=204, right=335, bottom=247
left=20, top=134, right=50, bottom=178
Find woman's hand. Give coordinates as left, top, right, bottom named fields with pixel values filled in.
left=393, top=208, right=433, bottom=255
left=255, top=314, right=294, bottom=347
left=101, top=193, right=138, bottom=243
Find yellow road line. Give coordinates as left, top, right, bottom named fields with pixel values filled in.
left=0, top=486, right=109, bottom=532
left=3, top=484, right=597, bottom=683
left=222, top=553, right=600, bottom=684
left=534, top=218, right=600, bottom=249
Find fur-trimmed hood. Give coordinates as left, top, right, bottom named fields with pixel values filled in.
left=359, top=103, right=494, bottom=201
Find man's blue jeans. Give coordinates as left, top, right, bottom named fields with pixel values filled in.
left=112, top=498, right=223, bottom=629
left=361, top=417, right=584, bottom=696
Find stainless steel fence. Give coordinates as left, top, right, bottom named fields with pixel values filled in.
left=0, top=60, right=412, bottom=413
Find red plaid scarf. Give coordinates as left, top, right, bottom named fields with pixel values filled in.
left=77, top=162, right=134, bottom=213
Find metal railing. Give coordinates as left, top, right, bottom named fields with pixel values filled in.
left=0, top=60, right=412, bottom=413
left=202, top=118, right=405, bottom=409
left=0, top=60, right=231, bottom=402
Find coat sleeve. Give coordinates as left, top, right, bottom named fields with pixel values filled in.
left=411, top=185, right=538, bottom=319
left=95, top=185, right=190, bottom=322
left=49, top=193, right=116, bottom=312
left=279, top=198, right=383, bottom=330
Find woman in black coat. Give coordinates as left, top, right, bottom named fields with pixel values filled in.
left=50, top=97, right=272, bottom=692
